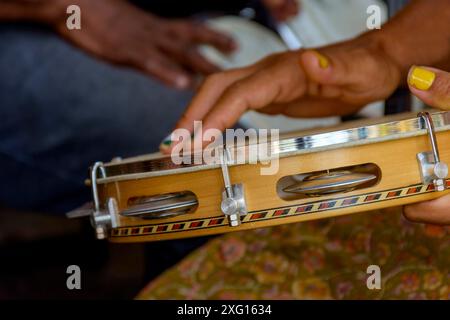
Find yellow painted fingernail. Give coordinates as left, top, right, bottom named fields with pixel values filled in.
left=408, top=66, right=436, bottom=91
left=312, top=50, right=330, bottom=69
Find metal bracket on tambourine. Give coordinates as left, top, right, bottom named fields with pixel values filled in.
left=66, top=162, right=118, bottom=239
left=66, top=162, right=117, bottom=240
left=89, top=162, right=118, bottom=239
left=220, top=147, right=247, bottom=227
left=417, top=112, right=448, bottom=191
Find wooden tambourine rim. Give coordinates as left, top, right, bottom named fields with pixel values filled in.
left=110, top=180, right=449, bottom=241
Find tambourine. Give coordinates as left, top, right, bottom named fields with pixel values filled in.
left=68, top=111, right=450, bottom=242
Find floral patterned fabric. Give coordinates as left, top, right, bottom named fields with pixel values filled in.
left=137, top=208, right=449, bottom=300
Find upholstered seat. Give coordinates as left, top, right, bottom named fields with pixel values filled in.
left=137, top=207, right=449, bottom=300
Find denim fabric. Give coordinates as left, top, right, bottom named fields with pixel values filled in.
left=0, top=23, right=193, bottom=213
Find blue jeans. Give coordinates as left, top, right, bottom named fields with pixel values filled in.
left=0, top=23, right=193, bottom=213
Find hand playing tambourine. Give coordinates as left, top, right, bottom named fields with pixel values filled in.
left=403, top=66, right=450, bottom=226
left=163, top=63, right=450, bottom=226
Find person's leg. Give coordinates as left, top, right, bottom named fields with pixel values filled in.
left=0, top=23, right=193, bottom=213
left=0, top=23, right=206, bottom=283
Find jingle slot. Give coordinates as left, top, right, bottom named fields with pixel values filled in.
left=121, top=191, right=198, bottom=219
left=277, top=163, right=381, bottom=200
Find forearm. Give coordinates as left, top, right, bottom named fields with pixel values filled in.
left=0, top=0, right=68, bottom=25
left=375, top=0, right=450, bottom=79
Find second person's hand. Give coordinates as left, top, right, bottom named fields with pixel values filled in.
left=55, top=0, right=236, bottom=89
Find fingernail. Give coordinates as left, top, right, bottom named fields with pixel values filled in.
left=408, top=66, right=436, bottom=91
left=175, top=76, right=190, bottom=89
left=311, top=50, right=330, bottom=69
left=159, top=134, right=173, bottom=152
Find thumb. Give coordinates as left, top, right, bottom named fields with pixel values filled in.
left=299, top=49, right=351, bottom=86
left=408, top=66, right=450, bottom=110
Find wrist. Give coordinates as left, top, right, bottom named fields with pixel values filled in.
left=365, top=0, right=450, bottom=81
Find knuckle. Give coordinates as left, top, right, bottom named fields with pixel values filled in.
left=191, top=21, right=204, bottom=32
left=144, top=57, right=157, bottom=68
left=226, top=80, right=245, bottom=96
left=203, top=72, right=225, bottom=86
left=434, top=75, right=450, bottom=96
left=216, top=119, right=229, bottom=131
left=143, top=59, right=159, bottom=73
left=224, top=83, right=247, bottom=108
left=184, top=22, right=197, bottom=34
left=170, top=21, right=190, bottom=35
